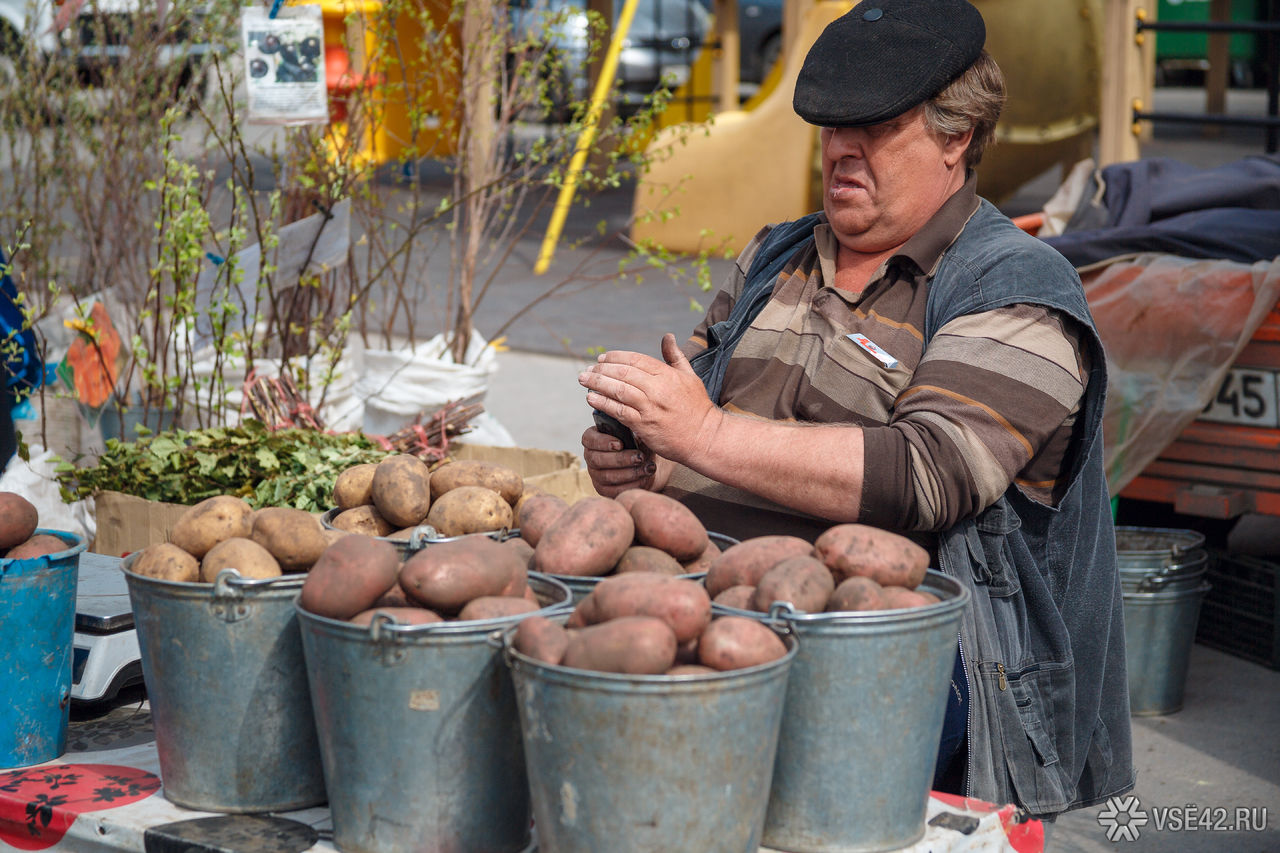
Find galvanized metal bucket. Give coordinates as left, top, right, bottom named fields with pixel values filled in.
left=121, top=559, right=326, bottom=812
left=1123, top=580, right=1212, bottom=716
left=298, top=572, right=572, bottom=853
left=716, top=569, right=969, bottom=853
left=0, top=529, right=86, bottom=768
left=541, top=530, right=739, bottom=603
left=1115, top=526, right=1209, bottom=592
left=504, top=623, right=796, bottom=853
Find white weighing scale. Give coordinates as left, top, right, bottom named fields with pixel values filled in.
left=72, top=552, right=145, bottom=704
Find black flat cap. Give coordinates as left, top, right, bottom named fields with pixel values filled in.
left=794, top=0, right=985, bottom=127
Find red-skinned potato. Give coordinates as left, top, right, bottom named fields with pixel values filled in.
left=698, top=616, right=788, bottom=671
left=750, top=555, right=836, bottom=614
left=712, top=584, right=757, bottom=611
left=704, top=535, right=813, bottom=597
left=0, top=492, right=38, bottom=551
left=560, top=616, right=678, bottom=674
left=456, top=596, right=539, bottom=622
left=5, top=534, right=69, bottom=561
left=514, top=615, right=572, bottom=665
left=516, top=493, right=569, bottom=548
left=587, top=574, right=711, bottom=643
left=300, top=534, right=401, bottom=620
left=614, top=545, right=685, bottom=576
left=622, top=490, right=709, bottom=562
left=680, top=538, right=723, bottom=575
left=667, top=664, right=718, bottom=676
left=399, top=536, right=524, bottom=614
left=878, top=586, right=936, bottom=610
left=351, top=606, right=444, bottom=626
left=531, top=496, right=634, bottom=577
left=826, top=576, right=886, bottom=612
left=813, top=523, right=929, bottom=590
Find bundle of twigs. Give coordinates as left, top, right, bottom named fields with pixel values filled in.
left=243, top=372, right=326, bottom=430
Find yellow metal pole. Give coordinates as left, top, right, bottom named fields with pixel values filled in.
left=533, top=0, right=641, bottom=274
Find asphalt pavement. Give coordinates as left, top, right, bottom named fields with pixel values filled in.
left=481, top=85, right=1280, bottom=852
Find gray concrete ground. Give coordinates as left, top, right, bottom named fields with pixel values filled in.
left=481, top=84, right=1280, bottom=852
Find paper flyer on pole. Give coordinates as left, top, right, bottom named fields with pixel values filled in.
left=242, top=5, right=328, bottom=125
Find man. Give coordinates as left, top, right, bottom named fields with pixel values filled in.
left=578, top=0, right=1134, bottom=823
left=1, top=246, right=40, bottom=472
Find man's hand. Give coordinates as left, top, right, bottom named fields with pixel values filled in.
left=580, top=426, right=667, bottom=496
left=578, top=333, right=723, bottom=463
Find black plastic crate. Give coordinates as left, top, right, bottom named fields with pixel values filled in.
left=1197, top=551, right=1280, bottom=671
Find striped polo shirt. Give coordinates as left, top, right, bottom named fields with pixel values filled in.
left=667, top=177, right=1089, bottom=543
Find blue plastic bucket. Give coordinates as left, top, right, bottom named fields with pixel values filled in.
left=0, top=529, right=87, bottom=768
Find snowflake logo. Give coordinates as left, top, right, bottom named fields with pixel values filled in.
left=1097, top=795, right=1149, bottom=842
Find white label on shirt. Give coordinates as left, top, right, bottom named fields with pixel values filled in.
left=847, top=333, right=900, bottom=369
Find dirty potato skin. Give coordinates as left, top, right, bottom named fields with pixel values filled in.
left=170, top=495, right=254, bottom=560
left=622, top=490, right=710, bottom=562
left=430, top=460, right=524, bottom=506
left=424, top=486, right=513, bottom=537
left=332, top=463, right=378, bottom=510
left=826, top=576, right=886, bottom=612
left=0, top=491, right=38, bottom=551
left=456, top=596, right=539, bottom=622
left=704, top=535, right=814, bottom=598
left=200, top=537, right=282, bottom=583
left=332, top=505, right=396, bottom=538
left=560, top=616, right=678, bottom=674
left=251, top=507, right=329, bottom=573
left=516, top=493, right=569, bottom=548
left=698, top=616, right=788, bottom=671
left=371, top=454, right=433, bottom=528
left=5, top=534, right=69, bottom=560
left=614, top=545, right=685, bottom=576
left=128, top=542, right=200, bottom=582
left=587, top=574, right=712, bottom=644
left=813, top=523, right=929, bottom=589
left=750, top=555, right=836, bottom=614
left=350, top=606, right=444, bottom=626
left=300, top=534, right=401, bottom=620
left=399, top=536, right=525, bottom=615
left=531, top=496, right=635, bottom=577
left=513, top=615, right=571, bottom=665
left=712, top=584, right=757, bottom=611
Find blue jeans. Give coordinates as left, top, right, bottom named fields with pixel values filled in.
left=933, top=642, right=968, bottom=791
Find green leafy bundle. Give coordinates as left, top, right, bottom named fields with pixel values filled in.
left=56, top=421, right=389, bottom=511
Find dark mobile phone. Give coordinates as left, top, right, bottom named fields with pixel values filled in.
left=593, top=409, right=638, bottom=450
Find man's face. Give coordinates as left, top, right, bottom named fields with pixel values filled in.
left=820, top=107, right=966, bottom=255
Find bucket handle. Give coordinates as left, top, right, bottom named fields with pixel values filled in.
left=210, top=569, right=292, bottom=622
left=408, top=526, right=513, bottom=551
left=366, top=612, right=410, bottom=665
left=764, top=601, right=801, bottom=635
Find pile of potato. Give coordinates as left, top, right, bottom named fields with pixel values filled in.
left=706, top=524, right=939, bottom=613
left=128, top=496, right=340, bottom=582
left=513, top=573, right=789, bottom=676
left=299, top=530, right=549, bottom=625
left=520, top=490, right=721, bottom=578
left=0, top=492, right=70, bottom=560
left=328, top=456, right=528, bottom=540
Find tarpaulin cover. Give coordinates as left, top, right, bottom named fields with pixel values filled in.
left=1035, top=156, right=1280, bottom=495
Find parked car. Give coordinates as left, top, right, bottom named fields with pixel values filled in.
left=508, top=0, right=711, bottom=118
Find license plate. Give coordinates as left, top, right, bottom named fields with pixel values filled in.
left=1199, top=367, right=1280, bottom=427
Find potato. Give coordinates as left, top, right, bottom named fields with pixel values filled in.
left=666, top=664, right=718, bottom=676
left=331, top=505, right=396, bottom=538
left=0, top=491, right=38, bottom=551
left=399, top=536, right=525, bottom=614
left=588, top=574, right=712, bottom=643
left=251, top=507, right=328, bottom=573
left=681, top=537, right=723, bottom=575
left=430, top=460, right=524, bottom=506
left=531, top=496, right=634, bottom=577
left=456, top=596, right=540, bottom=622
left=371, top=454, right=433, bottom=528
left=513, top=615, right=571, bottom=666
left=560, top=616, right=678, bottom=674
left=333, top=463, right=378, bottom=510
left=516, top=493, right=568, bottom=548
left=712, top=584, right=757, bottom=611
left=128, top=542, right=200, bottom=582
left=322, top=528, right=349, bottom=547
left=698, top=616, right=788, bottom=671
left=812, top=523, right=929, bottom=589
left=425, top=486, right=513, bottom=538
left=704, top=535, right=813, bottom=597
left=623, top=490, right=709, bottom=562
left=827, top=576, right=886, bottom=612
left=751, top=555, right=836, bottom=614
left=373, top=581, right=415, bottom=608
left=301, top=534, right=401, bottom=619
left=170, top=495, right=254, bottom=560
left=502, top=535, right=535, bottom=569
left=879, top=586, right=936, bottom=610
left=200, top=537, right=282, bottom=582
left=4, top=534, right=69, bottom=560
left=614, top=545, right=685, bottom=576
left=512, top=485, right=547, bottom=522
left=350, top=606, right=444, bottom=627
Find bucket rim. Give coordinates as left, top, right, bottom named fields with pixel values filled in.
left=1114, top=526, right=1206, bottom=558
left=320, top=507, right=509, bottom=553
left=711, top=567, right=970, bottom=626
left=121, top=552, right=307, bottom=592
left=503, top=623, right=798, bottom=684
left=541, top=531, right=738, bottom=590
left=294, top=571, right=573, bottom=637
left=0, top=527, right=88, bottom=569
left=1121, top=580, right=1212, bottom=601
